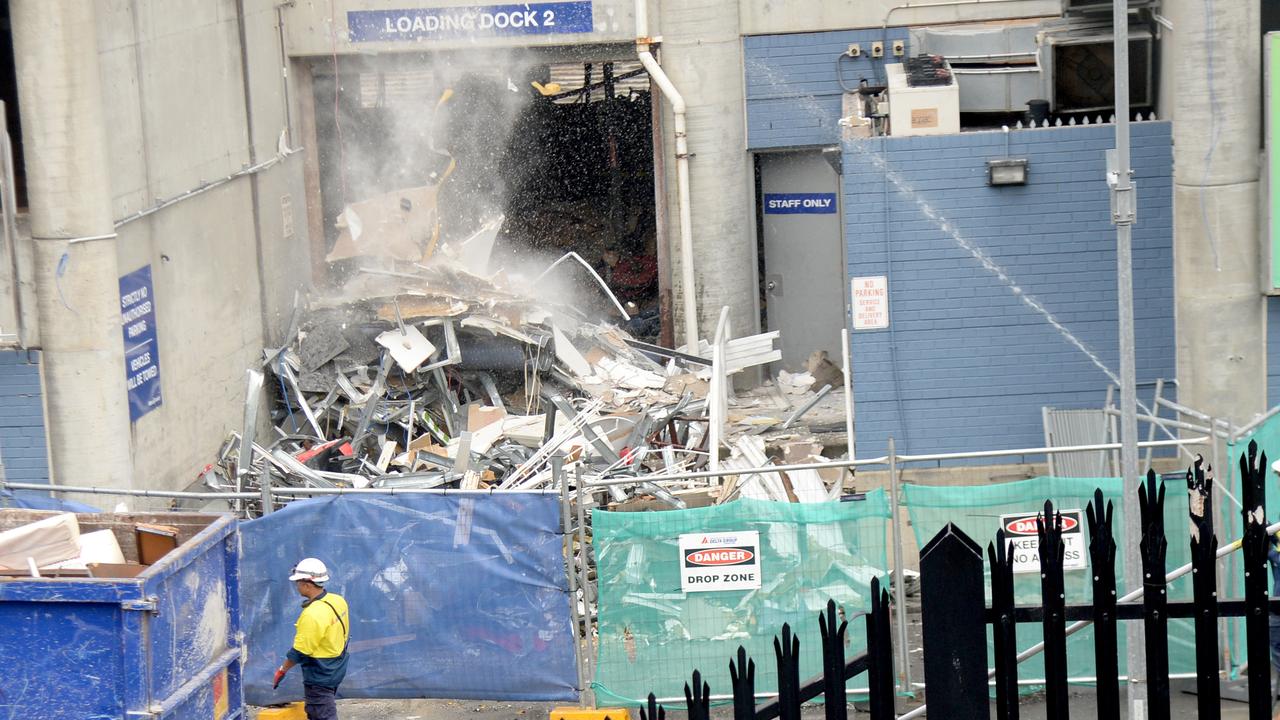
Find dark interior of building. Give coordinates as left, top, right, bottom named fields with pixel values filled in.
left=312, top=61, right=659, bottom=340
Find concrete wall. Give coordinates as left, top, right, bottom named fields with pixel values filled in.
left=843, top=122, right=1175, bottom=459
left=743, top=28, right=909, bottom=150
left=82, top=0, right=309, bottom=491
left=0, top=349, right=48, bottom=483
left=738, top=0, right=1058, bottom=36
left=1162, top=0, right=1265, bottom=430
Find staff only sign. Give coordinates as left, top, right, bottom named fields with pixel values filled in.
left=679, top=531, right=762, bottom=592
left=999, top=509, right=1087, bottom=574
left=762, top=192, right=837, bottom=214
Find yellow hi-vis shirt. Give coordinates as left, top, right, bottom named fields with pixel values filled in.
left=293, top=591, right=349, bottom=659
left=288, top=591, right=350, bottom=688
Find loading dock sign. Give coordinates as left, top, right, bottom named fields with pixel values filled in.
left=679, top=531, right=761, bottom=593
left=999, top=509, right=1086, bottom=574
left=348, top=2, right=594, bottom=42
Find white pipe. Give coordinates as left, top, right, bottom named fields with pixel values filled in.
left=842, top=328, right=855, bottom=461
left=635, top=0, right=698, bottom=350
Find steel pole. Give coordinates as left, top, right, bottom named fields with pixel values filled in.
left=1111, top=0, right=1145, bottom=714
left=887, top=436, right=911, bottom=692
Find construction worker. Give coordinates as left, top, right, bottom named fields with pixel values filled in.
left=273, top=557, right=350, bottom=720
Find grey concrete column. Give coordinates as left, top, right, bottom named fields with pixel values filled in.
left=11, top=1, right=134, bottom=490
left=656, top=1, right=757, bottom=344
left=1165, top=0, right=1265, bottom=426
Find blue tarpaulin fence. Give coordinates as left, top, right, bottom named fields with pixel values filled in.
left=239, top=493, right=578, bottom=705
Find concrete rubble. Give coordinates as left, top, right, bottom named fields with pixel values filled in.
left=201, top=255, right=854, bottom=516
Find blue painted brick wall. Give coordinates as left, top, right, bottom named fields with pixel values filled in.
left=744, top=28, right=909, bottom=150
left=0, top=349, right=49, bottom=483
left=843, top=122, right=1175, bottom=460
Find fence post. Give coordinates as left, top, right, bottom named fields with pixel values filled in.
left=988, top=528, right=1019, bottom=720
left=1139, top=469, right=1171, bottom=720
left=774, top=623, right=801, bottom=720
left=886, top=436, right=911, bottom=692
left=920, top=523, right=988, bottom=720
left=1240, top=440, right=1272, bottom=719
left=1085, top=489, right=1120, bottom=720
left=866, top=579, right=895, bottom=720
left=1037, top=501, right=1069, bottom=720
left=684, top=670, right=710, bottom=720
left=819, top=600, right=848, bottom=720
left=554, top=454, right=587, bottom=701
left=1187, top=457, right=1221, bottom=720
left=729, top=646, right=755, bottom=720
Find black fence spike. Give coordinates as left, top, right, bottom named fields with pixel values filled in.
left=775, top=623, right=801, bottom=720
left=729, top=645, right=755, bottom=720
left=1139, top=469, right=1171, bottom=720
left=1240, top=443, right=1272, bottom=719
left=684, top=669, right=710, bottom=720
left=820, top=597, right=848, bottom=720
left=989, top=528, right=1019, bottom=720
left=867, top=578, right=894, bottom=720
left=641, top=693, right=664, bottom=720
left=1037, top=499, right=1068, bottom=720
left=1086, top=489, right=1119, bottom=720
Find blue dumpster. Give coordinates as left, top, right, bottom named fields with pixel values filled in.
left=0, top=510, right=243, bottom=719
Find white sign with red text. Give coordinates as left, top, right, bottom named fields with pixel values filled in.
left=851, top=276, right=889, bottom=330
left=679, top=531, right=762, bottom=592
left=999, top=509, right=1087, bottom=574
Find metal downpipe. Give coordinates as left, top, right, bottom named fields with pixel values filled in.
left=635, top=0, right=698, bottom=351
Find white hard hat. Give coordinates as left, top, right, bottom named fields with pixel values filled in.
left=288, top=557, right=329, bottom=584
left=1272, top=459, right=1280, bottom=475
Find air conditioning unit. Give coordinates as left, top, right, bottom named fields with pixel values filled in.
left=886, top=57, right=960, bottom=137
left=1039, top=20, right=1154, bottom=113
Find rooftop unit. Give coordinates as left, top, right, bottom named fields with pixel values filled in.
left=886, top=56, right=960, bottom=136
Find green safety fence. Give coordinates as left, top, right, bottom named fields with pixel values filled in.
left=1225, top=415, right=1280, bottom=674
left=591, top=494, right=891, bottom=706
left=902, top=476, right=1198, bottom=687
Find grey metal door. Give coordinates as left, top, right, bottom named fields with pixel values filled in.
left=759, top=151, right=846, bottom=370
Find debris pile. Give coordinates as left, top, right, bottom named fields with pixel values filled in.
left=202, top=257, right=851, bottom=515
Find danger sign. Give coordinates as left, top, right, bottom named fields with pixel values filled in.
left=999, top=509, right=1087, bottom=574
left=679, top=531, right=761, bottom=592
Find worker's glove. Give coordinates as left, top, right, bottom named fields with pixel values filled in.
left=273, top=666, right=287, bottom=690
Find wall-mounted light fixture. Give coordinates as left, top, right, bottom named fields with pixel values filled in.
left=987, top=125, right=1028, bottom=186
left=987, top=158, right=1028, bottom=186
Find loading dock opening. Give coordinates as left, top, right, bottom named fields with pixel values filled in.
left=309, top=55, right=661, bottom=342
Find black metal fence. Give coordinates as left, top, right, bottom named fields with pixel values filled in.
left=638, top=442, right=1278, bottom=720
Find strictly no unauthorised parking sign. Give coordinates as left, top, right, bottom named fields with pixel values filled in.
left=679, top=531, right=762, bottom=593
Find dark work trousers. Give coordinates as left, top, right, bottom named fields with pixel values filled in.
left=304, top=683, right=338, bottom=720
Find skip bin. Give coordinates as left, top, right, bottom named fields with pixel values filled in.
left=0, top=510, right=243, bottom=719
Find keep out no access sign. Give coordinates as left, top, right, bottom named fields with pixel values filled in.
left=679, top=531, right=761, bottom=593
left=999, top=509, right=1086, bottom=574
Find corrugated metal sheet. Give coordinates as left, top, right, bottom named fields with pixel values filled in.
left=1042, top=407, right=1111, bottom=477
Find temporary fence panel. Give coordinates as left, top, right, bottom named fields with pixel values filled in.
left=591, top=494, right=891, bottom=706
left=1042, top=408, right=1111, bottom=477
left=239, top=493, right=577, bottom=705
left=902, top=476, right=1196, bottom=685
